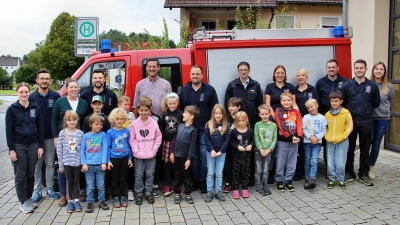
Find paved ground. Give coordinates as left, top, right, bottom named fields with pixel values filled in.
left=0, top=148, right=399, bottom=225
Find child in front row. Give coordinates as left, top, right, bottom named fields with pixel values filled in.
left=56, top=110, right=84, bottom=213
left=224, top=97, right=242, bottom=193
left=161, top=93, right=183, bottom=197
left=302, top=99, right=326, bottom=190
left=130, top=97, right=162, bottom=205
left=230, top=111, right=254, bottom=199
left=170, top=106, right=200, bottom=204
left=80, top=114, right=109, bottom=213
left=254, top=104, right=277, bottom=196
left=204, top=104, right=230, bottom=202
left=274, top=92, right=303, bottom=192
left=325, top=90, right=353, bottom=189
left=117, top=95, right=136, bottom=201
left=107, top=108, right=133, bottom=208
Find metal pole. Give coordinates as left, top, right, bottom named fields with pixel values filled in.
left=343, top=0, right=347, bottom=27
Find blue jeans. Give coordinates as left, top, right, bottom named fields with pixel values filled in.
left=58, top=171, right=66, bottom=196
left=327, top=139, right=348, bottom=182
left=206, top=152, right=226, bottom=192
left=85, top=164, right=105, bottom=203
left=254, top=150, right=271, bottom=189
left=304, top=143, right=322, bottom=178
left=370, top=120, right=390, bottom=166
left=192, top=132, right=207, bottom=182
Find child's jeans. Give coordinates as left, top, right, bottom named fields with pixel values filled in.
left=275, top=141, right=298, bottom=183
left=327, top=139, right=348, bottom=182
left=85, top=164, right=105, bottom=203
left=134, top=157, right=156, bottom=197
left=206, top=152, right=226, bottom=193
left=304, top=143, right=322, bottom=178
left=254, top=150, right=271, bottom=189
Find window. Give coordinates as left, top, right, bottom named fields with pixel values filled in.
left=201, top=19, right=217, bottom=30
left=275, top=15, right=295, bottom=28
left=227, top=20, right=235, bottom=30
left=321, top=17, right=340, bottom=28
left=142, top=57, right=182, bottom=94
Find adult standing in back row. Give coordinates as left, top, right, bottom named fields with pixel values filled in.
left=225, top=61, right=263, bottom=186
left=342, top=59, right=380, bottom=186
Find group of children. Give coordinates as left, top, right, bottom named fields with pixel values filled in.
left=56, top=87, right=352, bottom=213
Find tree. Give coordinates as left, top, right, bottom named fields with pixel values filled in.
left=177, top=17, right=189, bottom=48
left=40, top=12, right=84, bottom=81
left=14, top=64, right=37, bottom=84
left=0, top=68, right=12, bottom=85
left=22, top=54, right=28, bottom=61
left=99, top=29, right=129, bottom=44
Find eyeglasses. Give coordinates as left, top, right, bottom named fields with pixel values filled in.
left=38, top=78, right=51, bottom=81
left=238, top=69, right=249, bottom=72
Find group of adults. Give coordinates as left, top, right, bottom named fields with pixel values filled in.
left=7, top=57, right=393, bottom=211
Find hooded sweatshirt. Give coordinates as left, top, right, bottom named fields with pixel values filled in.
left=6, top=101, right=44, bottom=150
left=129, top=116, right=162, bottom=159
left=324, top=107, right=353, bottom=144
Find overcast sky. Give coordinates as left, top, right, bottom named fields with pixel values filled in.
left=0, top=0, right=181, bottom=58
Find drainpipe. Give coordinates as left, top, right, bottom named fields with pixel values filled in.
left=268, top=6, right=277, bottom=29
left=342, top=0, right=347, bottom=27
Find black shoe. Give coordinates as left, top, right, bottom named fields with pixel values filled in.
left=293, top=174, right=303, bottom=181
left=277, top=181, right=285, bottom=192
left=358, top=174, right=373, bottom=186
left=344, top=172, right=356, bottom=183
left=174, top=194, right=181, bottom=204
left=285, top=181, right=295, bottom=192
left=268, top=173, right=275, bottom=184
left=135, top=196, right=142, bottom=205
left=99, top=201, right=109, bottom=210
left=200, top=181, right=207, bottom=194
left=146, top=195, right=154, bottom=204
left=308, top=177, right=316, bottom=189
left=85, top=203, right=94, bottom=213
left=191, top=181, right=200, bottom=192
left=304, top=178, right=310, bottom=190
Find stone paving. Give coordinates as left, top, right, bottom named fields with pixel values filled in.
left=0, top=149, right=399, bottom=225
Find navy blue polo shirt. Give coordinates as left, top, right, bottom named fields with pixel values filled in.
left=264, top=82, right=295, bottom=111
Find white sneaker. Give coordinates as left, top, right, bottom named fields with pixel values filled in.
left=128, top=190, right=134, bottom=201
left=20, top=201, right=34, bottom=214
left=368, top=170, right=376, bottom=180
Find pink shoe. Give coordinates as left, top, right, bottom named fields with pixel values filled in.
left=233, top=190, right=240, bottom=199
left=242, top=189, right=249, bottom=198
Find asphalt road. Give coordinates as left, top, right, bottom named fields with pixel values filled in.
left=0, top=96, right=17, bottom=152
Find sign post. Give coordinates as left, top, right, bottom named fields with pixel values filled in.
left=75, top=17, right=99, bottom=58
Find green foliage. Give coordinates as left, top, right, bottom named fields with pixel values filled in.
left=40, top=12, right=84, bottom=81
left=22, top=54, right=28, bottom=61
left=0, top=68, right=12, bottom=85
left=14, top=64, right=37, bottom=84
left=215, top=19, right=224, bottom=30
left=235, top=6, right=245, bottom=29
left=162, top=18, right=169, bottom=49
left=256, top=3, right=269, bottom=29
left=245, top=6, right=256, bottom=29
left=144, top=29, right=160, bottom=49
left=177, top=17, right=189, bottom=48
left=99, top=29, right=129, bottom=44
left=169, top=40, right=176, bottom=48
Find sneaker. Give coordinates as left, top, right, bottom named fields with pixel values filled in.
left=113, top=197, right=121, bottom=208
left=32, top=189, right=42, bottom=203
left=277, top=182, right=285, bottom=192
left=128, top=190, right=134, bottom=201
left=152, top=188, right=160, bottom=197
left=327, top=180, right=335, bottom=189
left=79, top=189, right=87, bottom=202
left=26, top=199, right=38, bottom=209
left=146, top=195, right=155, bottom=204
left=368, top=169, right=376, bottom=180
left=20, top=201, right=34, bottom=214
left=205, top=192, right=213, bottom=202
left=58, top=195, right=67, bottom=207
left=309, top=177, right=316, bottom=189
left=74, top=201, right=82, bottom=212
left=232, top=190, right=240, bottom=199
left=263, top=186, right=272, bottom=195
left=256, top=188, right=267, bottom=196
left=242, top=189, right=249, bottom=198
left=163, top=185, right=173, bottom=197
left=99, top=201, right=109, bottom=210
left=85, top=203, right=94, bottom=213
left=185, top=194, right=194, bottom=204
left=120, top=196, right=128, bottom=207
left=66, top=202, right=75, bottom=213
left=135, top=196, right=142, bottom=205
left=285, top=182, right=295, bottom=192
left=337, top=181, right=347, bottom=189
left=304, top=178, right=310, bottom=190
left=174, top=194, right=181, bottom=204
left=358, top=174, right=374, bottom=186
left=344, top=173, right=355, bottom=183
left=223, top=183, right=231, bottom=193
left=215, top=192, right=225, bottom=201
left=47, top=187, right=60, bottom=200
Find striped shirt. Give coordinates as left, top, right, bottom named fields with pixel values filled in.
left=56, top=129, right=84, bottom=170
left=133, top=76, right=172, bottom=117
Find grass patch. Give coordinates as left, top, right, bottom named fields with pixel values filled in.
left=0, top=90, right=16, bottom=95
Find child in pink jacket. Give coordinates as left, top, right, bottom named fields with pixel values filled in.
left=129, top=97, right=162, bottom=205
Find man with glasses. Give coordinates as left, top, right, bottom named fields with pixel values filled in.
left=30, top=68, right=61, bottom=202
left=224, top=61, right=264, bottom=187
